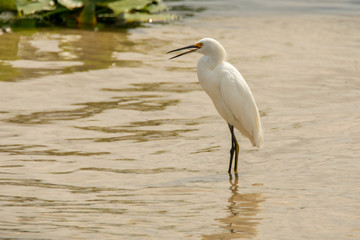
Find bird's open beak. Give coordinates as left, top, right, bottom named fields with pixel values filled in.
left=167, top=44, right=200, bottom=60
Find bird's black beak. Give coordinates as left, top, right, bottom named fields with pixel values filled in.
left=167, top=44, right=200, bottom=60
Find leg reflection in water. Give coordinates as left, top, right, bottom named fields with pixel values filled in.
left=203, top=174, right=265, bottom=240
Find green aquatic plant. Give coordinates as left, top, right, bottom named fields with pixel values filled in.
left=0, top=0, right=176, bottom=29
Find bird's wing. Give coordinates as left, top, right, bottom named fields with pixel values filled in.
left=219, top=63, right=263, bottom=147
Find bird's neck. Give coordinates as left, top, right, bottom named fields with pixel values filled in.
left=205, top=49, right=227, bottom=70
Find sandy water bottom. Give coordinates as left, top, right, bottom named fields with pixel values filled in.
left=0, top=15, right=359, bottom=239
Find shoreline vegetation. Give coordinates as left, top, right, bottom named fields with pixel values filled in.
left=0, top=0, right=177, bottom=30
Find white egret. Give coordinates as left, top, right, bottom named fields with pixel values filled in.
left=168, top=38, right=263, bottom=173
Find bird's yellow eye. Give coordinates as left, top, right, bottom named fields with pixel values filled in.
left=194, top=42, right=203, bottom=48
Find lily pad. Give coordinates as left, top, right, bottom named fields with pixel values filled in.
left=0, top=0, right=17, bottom=11
left=58, top=0, right=84, bottom=10
left=145, top=0, right=168, bottom=13
left=108, top=0, right=152, bottom=15
left=16, top=0, right=56, bottom=15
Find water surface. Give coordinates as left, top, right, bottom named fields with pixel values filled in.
left=1, top=1, right=360, bottom=239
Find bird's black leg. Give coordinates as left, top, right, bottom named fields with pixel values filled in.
left=228, top=124, right=235, bottom=173
left=228, top=124, right=240, bottom=173
left=233, top=132, right=239, bottom=173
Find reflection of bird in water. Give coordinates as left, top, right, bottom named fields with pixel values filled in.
left=203, top=175, right=265, bottom=240
left=168, top=38, right=263, bottom=173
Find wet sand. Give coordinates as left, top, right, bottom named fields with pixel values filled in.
left=0, top=14, right=360, bottom=239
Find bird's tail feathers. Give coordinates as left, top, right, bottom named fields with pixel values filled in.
left=253, top=128, right=264, bottom=148
left=253, top=111, right=264, bottom=148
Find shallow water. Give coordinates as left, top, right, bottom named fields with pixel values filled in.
left=1, top=1, right=360, bottom=239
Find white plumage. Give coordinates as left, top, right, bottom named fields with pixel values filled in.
left=168, top=38, right=263, bottom=173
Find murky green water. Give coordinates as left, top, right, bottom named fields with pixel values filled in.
left=1, top=2, right=360, bottom=239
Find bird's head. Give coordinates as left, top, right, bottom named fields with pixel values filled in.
left=167, top=38, right=226, bottom=60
